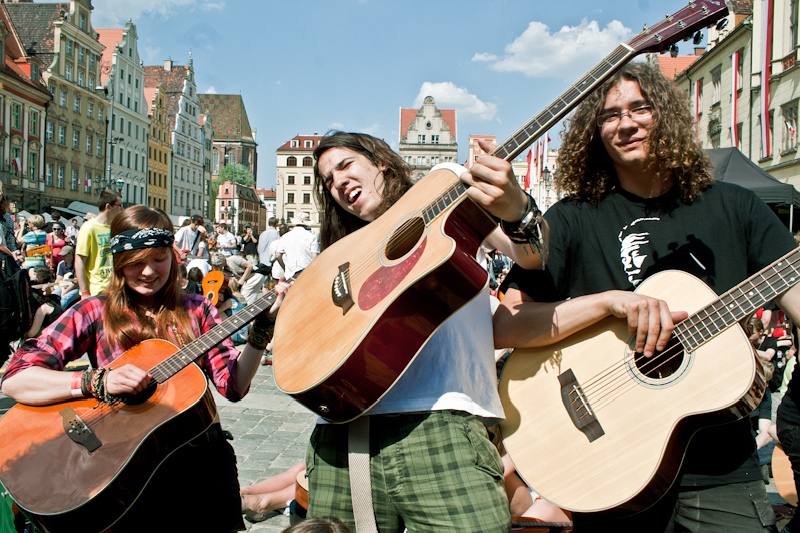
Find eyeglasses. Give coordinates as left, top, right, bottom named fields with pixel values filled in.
left=596, top=105, right=653, bottom=128
left=53, top=227, right=63, bottom=231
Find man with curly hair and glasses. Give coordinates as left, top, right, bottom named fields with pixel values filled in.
left=494, top=62, right=800, bottom=531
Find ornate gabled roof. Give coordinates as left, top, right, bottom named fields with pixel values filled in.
left=198, top=93, right=255, bottom=143
left=5, top=1, right=69, bottom=71
left=144, top=63, right=189, bottom=129
left=399, top=106, right=456, bottom=139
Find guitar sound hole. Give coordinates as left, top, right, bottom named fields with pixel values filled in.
left=385, top=217, right=425, bottom=261
left=119, top=380, right=157, bottom=406
left=632, top=336, right=685, bottom=380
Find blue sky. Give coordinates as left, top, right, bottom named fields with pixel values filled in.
left=81, top=0, right=709, bottom=189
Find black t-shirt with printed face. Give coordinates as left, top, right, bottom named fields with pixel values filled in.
left=507, top=181, right=797, bottom=488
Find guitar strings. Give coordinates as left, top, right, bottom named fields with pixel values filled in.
left=566, top=251, right=800, bottom=421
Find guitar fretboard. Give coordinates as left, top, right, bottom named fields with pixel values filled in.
left=676, top=248, right=800, bottom=351
left=148, top=279, right=293, bottom=383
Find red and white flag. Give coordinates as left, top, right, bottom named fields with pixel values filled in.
left=11, top=157, right=20, bottom=172
left=731, top=50, right=740, bottom=148
left=523, top=149, right=532, bottom=191
left=761, top=0, right=774, bottom=158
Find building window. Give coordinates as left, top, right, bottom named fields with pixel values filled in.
left=11, top=103, right=21, bottom=131
left=89, top=53, right=95, bottom=69
left=303, top=193, right=311, bottom=204
left=31, top=63, right=38, bottom=81
left=29, top=111, right=39, bottom=137
left=97, top=139, right=103, bottom=157
left=287, top=156, right=297, bottom=166
left=286, top=210, right=294, bottom=221
left=303, top=175, right=311, bottom=185
left=46, top=164, right=53, bottom=186
left=290, top=140, right=298, bottom=148
left=66, top=40, right=72, bottom=55
left=783, top=101, right=798, bottom=154
left=304, top=140, right=313, bottom=148
left=711, top=67, right=721, bottom=104
left=74, top=96, right=81, bottom=114
left=79, top=12, right=86, bottom=31
left=431, top=156, right=439, bottom=166
left=73, top=131, right=80, bottom=149
left=302, top=156, right=313, bottom=166
left=431, top=135, right=440, bottom=144
left=87, top=102, right=94, bottom=119
left=57, top=166, right=64, bottom=188
left=287, top=193, right=295, bottom=204
left=78, top=71, right=84, bottom=87
left=65, top=65, right=72, bottom=82
left=10, top=147, right=19, bottom=175
left=46, top=121, right=54, bottom=141
left=86, top=134, right=93, bottom=153
left=29, top=152, right=37, bottom=180
left=287, top=175, right=295, bottom=185
left=78, top=47, right=85, bottom=63
left=60, top=90, right=67, bottom=107
left=71, top=169, right=78, bottom=190
left=416, top=156, right=426, bottom=165
left=89, top=76, right=95, bottom=90
left=98, top=107, right=103, bottom=122
left=85, top=172, right=92, bottom=192
left=419, top=135, right=426, bottom=144
left=58, top=126, right=66, bottom=145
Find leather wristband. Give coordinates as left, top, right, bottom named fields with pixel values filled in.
left=247, top=325, right=270, bottom=351
left=500, top=193, right=541, bottom=244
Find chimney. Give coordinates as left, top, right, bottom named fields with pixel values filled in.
left=164, top=59, right=173, bottom=71
left=694, top=47, right=705, bottom=56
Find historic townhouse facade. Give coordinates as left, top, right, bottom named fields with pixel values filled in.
left=97, top=21, right=149, bottom=206
left=145, top=58, right=205, bottom=219
left=146, top=84, right=171, bottom=211
left=275, top=134, right=321, bottom=232
left=398, top=96, right=457, bottom=181
left=0, top=3, right=52, bottom=214
left=7, top=0, right=107, bottom=210
left=674, top=0, right=800, bottom=194
left=215, top=180, right=261, bottom=236
left=198, top=93, right=258, bottom=183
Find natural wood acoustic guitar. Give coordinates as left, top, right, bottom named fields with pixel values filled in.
left=499, top=246, right=800, bottom=514
left=272, top=0, right=728, bottom=423
left=0, top=285, right=283, bottom=532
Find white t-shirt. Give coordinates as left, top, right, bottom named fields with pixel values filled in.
left=174, top=225, right=199, bottom=254
left=276, top=227, right=319, bottom=279
left=216, top=231, right=237, bottom=256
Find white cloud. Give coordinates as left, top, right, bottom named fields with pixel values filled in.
left=471, top=52, right=497, bottom=63
left=205, top=86, right=217, bottom=94
left=328, top=122, right=345, bottom=131
left=474, top=19, right=631, bottom=80
left=414, top=82, right=498, bottom=122
left=90, top=0, right=224, bottom=27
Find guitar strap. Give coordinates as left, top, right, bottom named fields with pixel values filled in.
left=348, top=416, right=377, bottom=533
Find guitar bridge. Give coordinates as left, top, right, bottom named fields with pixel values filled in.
left=60, top=406, right=102, bottom=452
left=559, top=369, right=604, bottom=442
left=332, top=262, right=354, bottom=315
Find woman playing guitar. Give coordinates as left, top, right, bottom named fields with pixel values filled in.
left=0, top=205, right=289, bottom=532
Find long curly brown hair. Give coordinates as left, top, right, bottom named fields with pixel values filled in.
left=313, top=131, right=413, bottom=249
left=103, top=205, right=196, bottom=351
left=556, top=62, right=712, bottom=204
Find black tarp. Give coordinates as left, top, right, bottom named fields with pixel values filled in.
left=706, top=147, right=800, bottom=208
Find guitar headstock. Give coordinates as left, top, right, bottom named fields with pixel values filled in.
left=628, top=0, right=729, bottom=54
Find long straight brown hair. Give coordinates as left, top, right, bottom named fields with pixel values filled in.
left=102, top=205, right=196, bottom=351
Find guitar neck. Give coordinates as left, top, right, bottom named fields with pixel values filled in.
left=493, top=44, right=636, bottom=162
left=148, top=280, right=292, bottom=383
left=676, top=248, right=800, bottom=350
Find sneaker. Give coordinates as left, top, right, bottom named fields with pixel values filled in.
left=260, top=354, right=273, bottom=365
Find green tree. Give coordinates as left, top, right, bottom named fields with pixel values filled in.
left=211, top=163, right=255, bottom=218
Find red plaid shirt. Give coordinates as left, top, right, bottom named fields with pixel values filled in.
left=3, top=294, right=248, bottom=401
